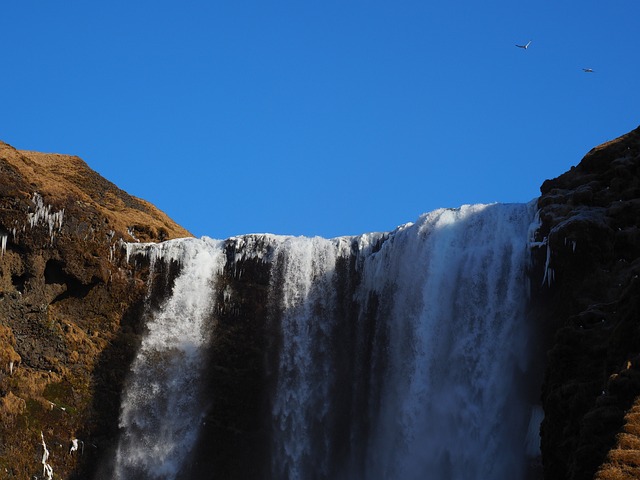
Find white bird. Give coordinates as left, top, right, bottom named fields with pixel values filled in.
left=516, top=40, right=532, bottom=50
left=582, top=68, right=594, bottom=73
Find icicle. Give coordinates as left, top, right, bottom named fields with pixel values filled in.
left=70, top=438, right=84, bottom=455
left=28, top=193, right=64, bottom=241
left=40, top=432, right=53, bottom=480
left=1, top=234, right=7, bottom=257
left=40, top=432, right=49, bottom=464
left=541, top=238, right=554, bottom=287
left=223, top=285, right=232, bottom=303
left=127, top=227, right=140, bottom=242
left=124, top=242, right=137, bottom=263
left=563, top=237, right=577, bottom=252
left=527, top=207, right=543, bottom=247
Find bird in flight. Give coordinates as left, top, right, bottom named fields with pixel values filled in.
left=582, top=68, right=594, bottom=73
left=516, top=40, right=532, bottom=50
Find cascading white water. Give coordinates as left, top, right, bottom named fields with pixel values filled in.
left=114, top=238, right=225, bottom=479
left=269, top=236, right=354, bottom=479
left=359, top=202, right=539, bottom=479
left=113, top=201, right=542, bottom=479
left=265, top=202, right=540, bottom=480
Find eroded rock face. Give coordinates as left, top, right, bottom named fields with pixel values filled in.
left=0, top=142, right=190, bottom=479
left=532, top=126, right=640, bottom=480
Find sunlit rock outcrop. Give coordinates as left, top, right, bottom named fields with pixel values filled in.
left=0, top=141, right=190, bottom=478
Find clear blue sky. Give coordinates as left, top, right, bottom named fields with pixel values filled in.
left=2, top=1, right=639, bottom=239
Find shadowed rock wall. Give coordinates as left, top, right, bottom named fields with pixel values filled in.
left=531, top=126, right=640, bottom=480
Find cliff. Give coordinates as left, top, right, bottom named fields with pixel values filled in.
left=1, top=126, right=640, bottom=479
left=532, top=126, right=640, bottom=479
left=0, top=141, right=190, bottom=478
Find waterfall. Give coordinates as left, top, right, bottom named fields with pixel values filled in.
left=268, top=236, right=357, bottom=479
left=114, top=238, right=225, bottom=479
left=359, top=203, right=539, bottom=479
left=113, top=201, right=542, bottom=480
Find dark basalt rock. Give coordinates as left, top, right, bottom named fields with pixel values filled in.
left=531, top=126, right=640, bottom=480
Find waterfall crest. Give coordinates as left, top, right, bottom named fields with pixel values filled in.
left=113, top=202, right=542, bottom=480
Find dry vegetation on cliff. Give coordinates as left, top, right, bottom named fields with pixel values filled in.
left=0, top=141, right=189, bottom=478
left=1, top=142, right=191, bottom=243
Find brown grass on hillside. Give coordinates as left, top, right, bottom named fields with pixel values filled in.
left=596, top=397, right=640, bottom=479
left=0, top=141, right=192, bottom=242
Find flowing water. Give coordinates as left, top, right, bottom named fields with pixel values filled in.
left=114, top=238, right=225, bottom=479
left=113, top=202, right=542, bottom=479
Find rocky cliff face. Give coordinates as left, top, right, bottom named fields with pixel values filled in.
left=532, top=126, right=640, bottom=480
left=1, top=127, right=640, bottom=479
left=0, top=141, right=190, bottom=478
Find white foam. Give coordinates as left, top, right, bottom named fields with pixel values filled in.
left=114, top=238, right=225, bottom=479
left=269, top=236, right=346, bottom=479
left=359, top=202, right=539, bottom=479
